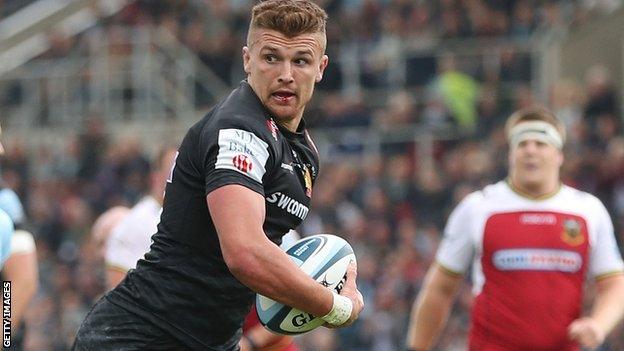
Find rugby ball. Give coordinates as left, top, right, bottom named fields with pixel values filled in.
left=256, top=234, right=356, bottom=335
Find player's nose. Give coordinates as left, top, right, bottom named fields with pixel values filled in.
left=277, top=62, right=294, bottom=84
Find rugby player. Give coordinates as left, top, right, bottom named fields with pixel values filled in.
left=73, top=1, right=363, bottom=349
left=406, top=107, right=624, bottom=351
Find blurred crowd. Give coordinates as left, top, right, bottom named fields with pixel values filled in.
left=15, top=0, right=613, bottom=100
left=1, top=0, right=624, bottom=350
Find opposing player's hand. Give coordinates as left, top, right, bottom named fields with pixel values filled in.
left=326, top=261, right=364, bottom=328
left=568, top=317, right=605, bottom=350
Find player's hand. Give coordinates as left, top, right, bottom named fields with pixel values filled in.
left=326, top=261, right=364, bottom=328
left=238, top=337, right=252, bottom=351
left=568, top=317, right=605, bottom=350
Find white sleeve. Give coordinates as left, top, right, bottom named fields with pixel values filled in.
left=105, top=220, right=141, bottom=271
left=589, top=199, right=624, bottom=279
left=435, top=193, right=479, bottom=274
left=10, top=230, right=35, bottom=255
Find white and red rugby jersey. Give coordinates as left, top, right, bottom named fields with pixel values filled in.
left=436, top=181, right=624, bottom=351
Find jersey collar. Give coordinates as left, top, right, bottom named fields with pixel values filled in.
left=505, top=178, right=563, bottom=201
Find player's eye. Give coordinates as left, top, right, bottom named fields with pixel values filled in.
left=294, top=58, right=310, bottom=65
left=535, top=140, right=548, bottom=147
left=264, top=54, right=279, bottom=63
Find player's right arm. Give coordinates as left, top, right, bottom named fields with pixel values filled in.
left=406, top=191, right=479, bottom=350
left=406, top=264, right=463, bottom=350
left=207, top=184, right=363, bottom=326
left=3, top=230, right=38, bottom=331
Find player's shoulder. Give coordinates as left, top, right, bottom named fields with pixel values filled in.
left=450, top=182, right=513, bottom=217
left=133, top=196, right=161, bottom=213
left=180, top=82, right=275, bottom=160
left=205, top=81, right=271, bottom=134
left=458, top=181, right=506, bottom=206
left=0, top=188, right=24, bottom=224
left=115, top=197, right=158, bottom=228
left=559, top=184, right=606, bottom=209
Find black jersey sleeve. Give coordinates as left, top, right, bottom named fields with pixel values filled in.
left=201, top=114, right=276, bottom=197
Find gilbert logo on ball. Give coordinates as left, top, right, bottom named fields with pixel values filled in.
left=256, top=234, right=356, bottom=335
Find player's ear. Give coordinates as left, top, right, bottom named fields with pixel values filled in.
left=243, top=46, right=251, bottom=75
left=316, top=55, right=329, bottom=83
left=557, top=149, right=564, bottom=167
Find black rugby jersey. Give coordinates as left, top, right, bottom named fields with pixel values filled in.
left=107, top=81, right=320, bottom=349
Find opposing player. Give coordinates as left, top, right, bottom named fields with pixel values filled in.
left=90, top=206, right=129, bottom=262
left=406, top=107, right=624, bottom=351
left=74, top=1, right=363, bottom=349
left=104, top=146, right=177, bottom=289
left=0, top=127, right=34, bottom=351
left=2, top=229, right=37, bottom=351
left=0, top=128, right=15, bottom=267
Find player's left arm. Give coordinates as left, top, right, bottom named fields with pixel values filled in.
left=569, top=198, right=624, bottom=349
left=3, top=230, right=38, bottom=331
left=568, top=273, right=624, bottom=349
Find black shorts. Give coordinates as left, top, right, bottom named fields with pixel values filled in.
left=72, top=296, right=191, bottom=351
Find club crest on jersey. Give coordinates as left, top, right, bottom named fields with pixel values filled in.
left=561, top=218, right=584, bottom=246
left=266, top=119, right=279, bottom=141
left=233, top=154, right=253, bottom=173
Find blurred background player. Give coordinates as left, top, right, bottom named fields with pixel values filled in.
left=407, top=107, right=624, bottom=351
left=0, top=124, right=35, bottom=351
left=2, top=229, right=37, bottom=351
left=0, top=126, right=15, bottom=266
left=90, top=206, right=129, bottom=264
left=104, top=146, right=177, bottom=289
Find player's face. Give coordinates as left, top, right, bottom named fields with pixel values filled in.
left=509, top=139, right=563, bottom=190
left=243, top=29, right=328, bottom=130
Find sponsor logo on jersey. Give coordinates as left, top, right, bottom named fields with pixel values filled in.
left=215, top=129, right=269, bottom=183
left=266, top=192, right=309, bottom=220
left=561, top=218, right=584, bottom=246
left=232, top=154, right=253, bottom=173
left=266, top=119, right=279, bottom=141
left=492, top=249, right=582, bottom=272
left=519, top=213, right=557, bottom=225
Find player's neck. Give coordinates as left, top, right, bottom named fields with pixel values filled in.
left=507, top=177, right=561, bottom=200
left=277, top=114, right=303, bottom=133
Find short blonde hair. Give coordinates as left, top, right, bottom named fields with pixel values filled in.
left=505, top=106, right=566, bottom=144
left=248, top=0, right=327, bottom=42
